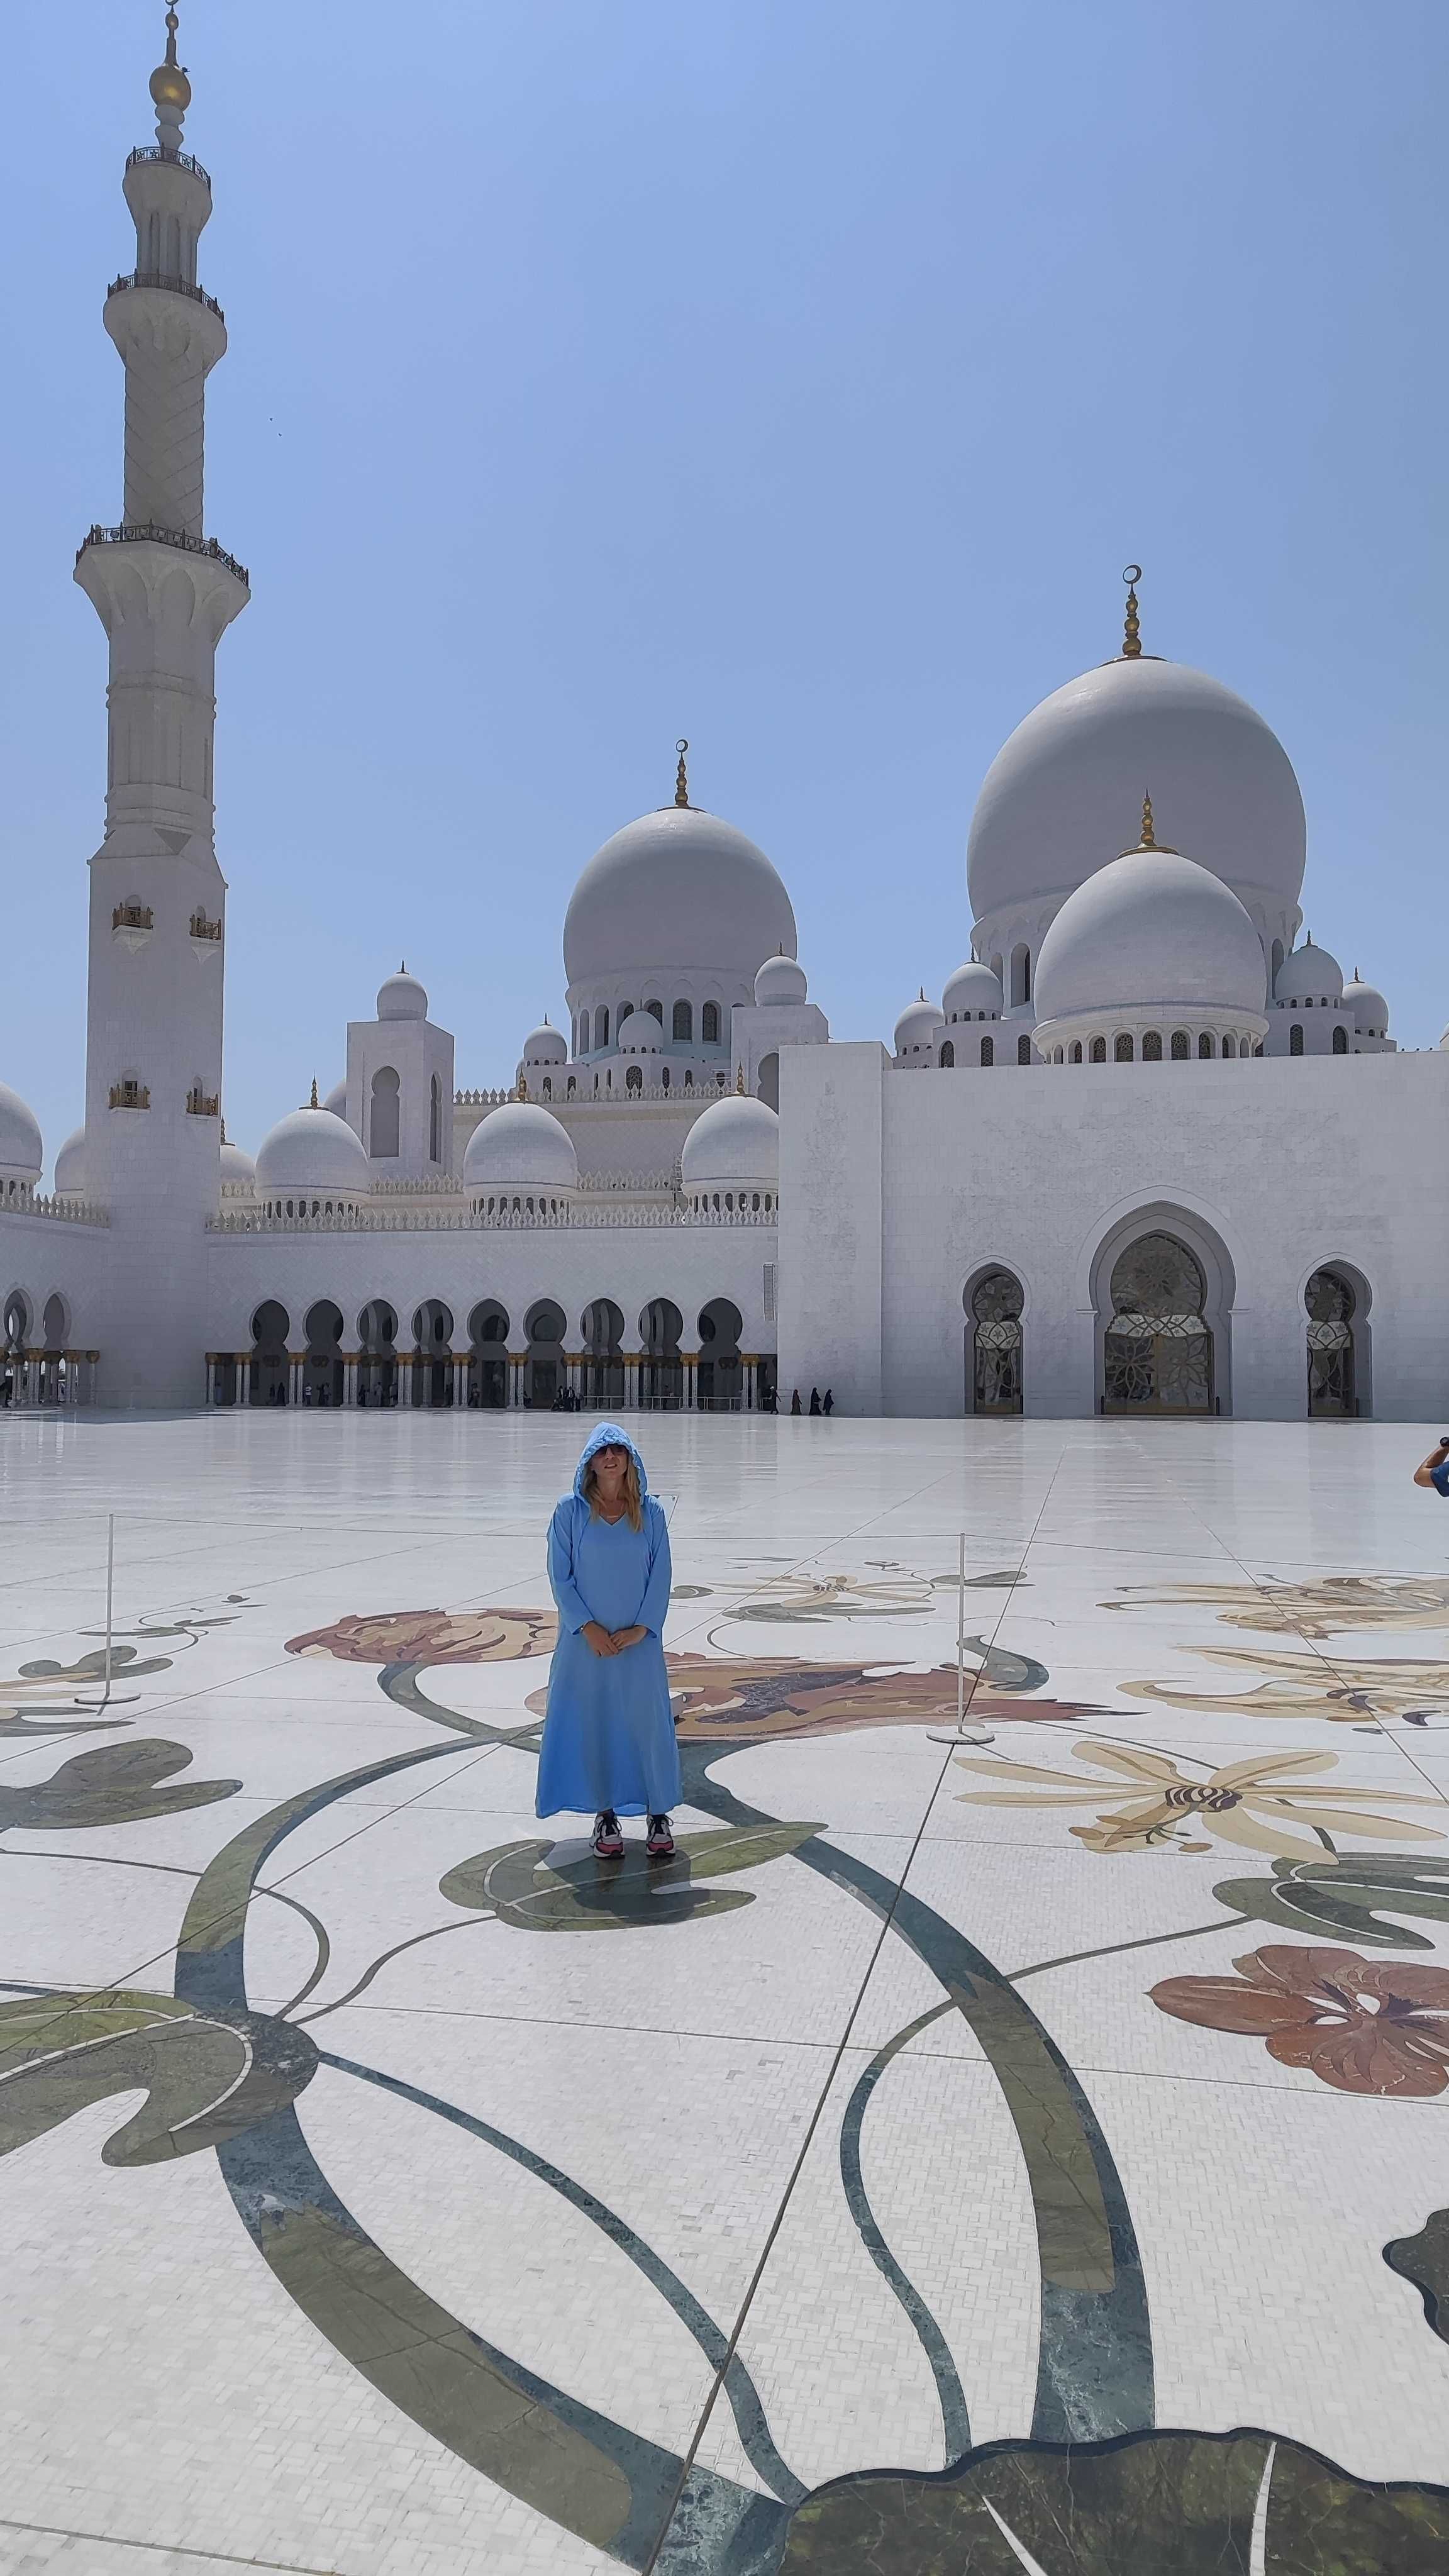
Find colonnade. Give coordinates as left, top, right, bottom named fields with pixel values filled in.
left=0, top=1350, right=99, bottom=1407
left=206, top=1348, right=768, bottom=1410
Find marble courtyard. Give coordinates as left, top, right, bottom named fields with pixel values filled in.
left=4, top=1413, right=1449, bottom=2573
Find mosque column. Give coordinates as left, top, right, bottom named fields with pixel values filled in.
left=341, top=1354, right=358, bottom=1407
left=204, top=1350, right=218, bottom=1404
left=287, top=1353, right=304, bottom=1407
left=619, top=1351, right=640, bottom=1413
left=742, top=1355, right=757, bottom=1411
left=452, top=1352, right=469, bottom=1410
left=682, top=1353, right=699, bottom=1411
left=508, top=1353, right=526, bottom=1407
left=235, top=1353, right=250, bottom=1406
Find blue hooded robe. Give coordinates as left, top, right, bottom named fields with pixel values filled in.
left=535, top=1423, right=680, bottom=1819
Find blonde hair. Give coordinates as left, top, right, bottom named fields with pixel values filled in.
left=584, top=1449, right=643, bottom=1532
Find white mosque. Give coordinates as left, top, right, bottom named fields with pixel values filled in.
left=2, top=18, right=1442, bottom=1423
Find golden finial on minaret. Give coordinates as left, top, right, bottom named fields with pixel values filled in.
left=1140, top=789, right=1155, bottom=848
left=1122, top=564, right=1143, bottom=659
left=735, top=1064, right=746, bottom=1094
left=674, top=740, right=690, bottom=809
left=309, top=1076, right=319, bottom=1108
left=150, top=4, right=192, bottom=117
left=220, top=1114, right=228, bottom=1143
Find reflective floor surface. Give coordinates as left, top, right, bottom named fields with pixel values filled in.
left=4, top=1411, right=1449, bottom=2573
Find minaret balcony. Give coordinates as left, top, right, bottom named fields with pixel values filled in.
left=77, top=523, right=250, bottom=591
left=189, top=911, right=223, bottom=953
left=185, top=1087, right=220, bottom=1118
left=108, top=269, right=225, bottom=325
left=109, top=1079, right=151, bottom=1111
left=112, top=901, right=154, bottom=953
left=126, top=142, right=211, bottom=192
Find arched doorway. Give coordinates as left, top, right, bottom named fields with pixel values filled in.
left=412, top=1299, right=454, bottom=1407
left=697, top=1297, right=743, bottom=1411
left=757, top=1053, right=779, bottom=1111
left=469, top=1301, right=509, bottom=1408
left=40, top=1292, right=69, bottom=1405
left=581, top=1299, right=625, bottom=1409
left=370, top=1066, right=401, bottom=1157
left=1306, top=1268, right=1358, bottom=1416
left=304, top=1300, right=344, bottom=1407
left=966, top=1270, right=1023, bottom=1414
left=640, top=1299, right=683, bottom=1409
left=357, top=1300, right=397, bottom=1407
left=1102, top=1234, right=1213, bottom=1414
left=250, top=1300, right=291, bottom=1407
left=525, top=1300, right=567, bottom=1407
left=2, top=1291, right=30, bottom=1406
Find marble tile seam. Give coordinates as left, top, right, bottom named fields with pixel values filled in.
left=0, top=2519, right=340, bottom=2576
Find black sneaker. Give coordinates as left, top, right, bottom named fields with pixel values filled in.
left=646, top=1813, right=675, bottom=1857
left=592, top=1809, right=624, bottom=1858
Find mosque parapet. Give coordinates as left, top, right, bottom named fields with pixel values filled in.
left=208, top=1202, right=775, bottom=1234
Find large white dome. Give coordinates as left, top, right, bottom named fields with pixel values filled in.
left=462, top=1102, right=578, bottom=1191
left=520, top=1021, right=567, bottom=1066
left=968, top=657, right=1306, bottom=925
left=680, top=1094, right=779, bottom=1191
left=0, top=1080, right=43, bottom=1177
left=256, top=1106, right=370, bottom=1196
left=1034, top=847, right=1268, bottom=1023
left=1274, top=939, right=1343, bottom=1006
left=1343, top=974, right=1390, bottom=1040
left=564, top=805, right=796, bottom=986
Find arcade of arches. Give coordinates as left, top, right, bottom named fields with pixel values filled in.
left=209, top=1297, right=777, bottom=1411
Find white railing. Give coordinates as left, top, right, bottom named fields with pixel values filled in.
left=209, top=1202, right=777, bottom=1236
left=577, top=1169, right=682, bottom=1193
left=457, top=1082, right=726, bottom=1110
left=1, top=1193, right=111, bottom=1227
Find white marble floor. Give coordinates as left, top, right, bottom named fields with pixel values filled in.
left=4, top=1413, right=1449, bottom=2574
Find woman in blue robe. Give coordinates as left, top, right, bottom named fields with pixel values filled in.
left=536, top=1422, right=679, bottom=1857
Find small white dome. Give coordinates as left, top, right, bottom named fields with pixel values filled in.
left=1274, top=940, right=1343, bottom=1006
left=322, top=1079, right=347, bottom=1118
left=680, top=1093, right=780, bottom=1190
left=521, top=1020, right=568, bottom=1065
left=755, top=953, right=808, bottom=1006
left=0, top=1080, right=43, bottom=1176
left=1343, top=973, right=1390, bottom=1039
left=894, top=998, right=944, bottom=1056
left=52, top=1126, right=87, bottom=1196
left=564, top=804, right=796, bottom=987
left=941, top=961, right=1002, bottom=1021
left=256, top=1106, right=370, bottom=1196
left=1034, top=847, right=1267, bottom=1023
left=462, top=1101, right=579, bottom=1191
left=377, top=967, right=429, bottom=1022
left=618, top=1008, right=665, bottom=1053
left=220, top=1135, right=257, bottom=1184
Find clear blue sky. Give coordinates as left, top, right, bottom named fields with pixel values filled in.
left=4, top=0, right=1445, bottom=1169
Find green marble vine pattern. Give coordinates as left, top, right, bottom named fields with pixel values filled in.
left=4, top=1592, right=1449, bottom=2570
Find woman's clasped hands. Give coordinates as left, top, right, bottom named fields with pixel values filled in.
left=582, top=1621, right=648, bottom=1657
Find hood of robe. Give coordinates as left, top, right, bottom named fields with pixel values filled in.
left=572, top=1421, right=651, bottom=1499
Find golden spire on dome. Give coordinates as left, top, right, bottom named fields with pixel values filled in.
left=1140, top=791, right=1156, bottom=848
left=1122, top=564, right=1143, bottom=659
left=674, top=740, right=691, bottom=809
left=150, top=4, right=192, bottom=117
left=309, top=1076, right=319, bottom=1108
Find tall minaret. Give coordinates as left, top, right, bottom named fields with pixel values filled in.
left=75, top=8, right=248, bottom=1404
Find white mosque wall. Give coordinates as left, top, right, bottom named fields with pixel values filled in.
left=780, top=1046, right=1449, bottom=1421
left=0, top=1207, right=112, bottom=1363
left=204, top=1221, right=777, bottom=1368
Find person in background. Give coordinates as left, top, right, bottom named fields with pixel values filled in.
left=1413, top=1436, right=1449, bottom=1498
left=536, top=1423, right=679, bottom=1860
left=809, top=1387, right=821, bottom=1416
left=823, top=1389, right=834, bottom=1415
left=791, top=1389, right=802, bottom=1415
